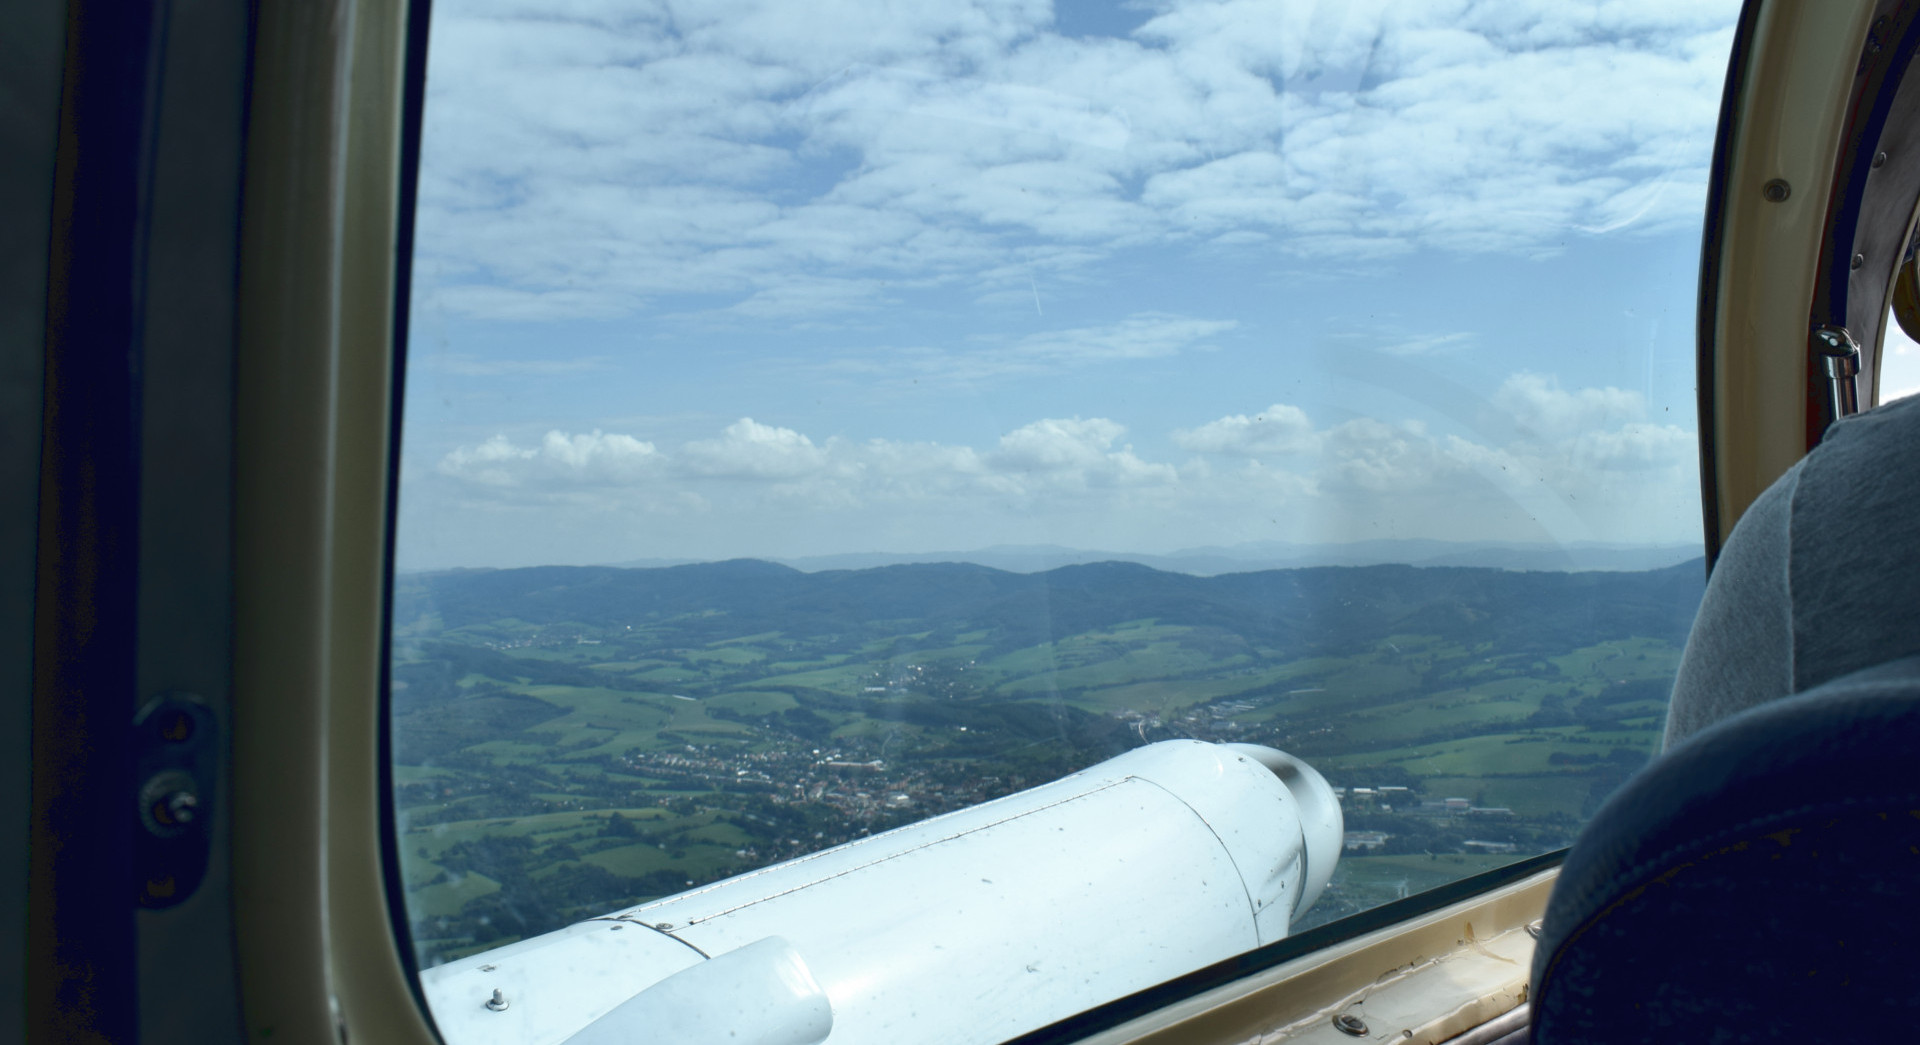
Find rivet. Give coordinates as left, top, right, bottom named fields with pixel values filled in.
left=654, top=922, right=674, bottom=930
left=485, top=989, right=509, bottom=1012
left=1874, top=150, right=1889, bottom=169
left=1762, top=178, right=1791, bottom=202
left=1333, top=1012, right=1369, bottom=1037
left=1852, top=253, right=1866, bottom=270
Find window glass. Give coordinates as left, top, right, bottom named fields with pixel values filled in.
left=1883, top=306, right=1920, bottom=403
left=391, top=0, right=1736, bottom=1031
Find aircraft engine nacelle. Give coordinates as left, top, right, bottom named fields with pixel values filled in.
left=419, top=739, right=1343, bottom=1045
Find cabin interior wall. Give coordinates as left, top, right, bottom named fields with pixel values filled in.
left=1, top=4, right=69, bottom=1041
left=1709, top=0, right=1877, bottom=538
left=133, top=0, right=255, bottom=1041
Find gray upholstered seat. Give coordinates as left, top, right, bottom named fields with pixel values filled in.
left=1665, top=393, right=1920, bottom=748
left=1530, top=394, right=1920, bottom=1040
left=1529, top=654, right=1920, bottom=1040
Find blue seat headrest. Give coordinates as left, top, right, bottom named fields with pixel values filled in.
left=1530, top=654, right=1920, bottom=1040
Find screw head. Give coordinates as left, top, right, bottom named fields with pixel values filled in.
left=1333, top=1012, right=1370, bottom=1036
left=1762, top=178, right=1791, bottom=202
left=1852, top=253, right=1867, bottom=270
left=156, top=790, right=198, bottom=827
left=138, top=771, right=199, bottom=838
left=1526, top=920, right=1544, bottom=939
left=1874, top=150, right=1890, bottom=169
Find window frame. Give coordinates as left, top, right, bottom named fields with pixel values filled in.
left=305, top=1, right=1848, bottom=1043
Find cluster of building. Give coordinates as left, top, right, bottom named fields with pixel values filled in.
left=618, top=742, right=1012, bottom=826
left=857, top=660, right=982, bottom=700
left=1337, top=787, right=1519, bottom=855
left=1334, top=786, right=1512, bottom=818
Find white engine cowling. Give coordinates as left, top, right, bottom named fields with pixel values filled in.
left=420, top=739, right=1342, bottom=1045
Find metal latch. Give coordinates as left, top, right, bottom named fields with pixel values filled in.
left=134, top=693, right=217, bottom=908
left=1812, top=325, right=1862, bottom=423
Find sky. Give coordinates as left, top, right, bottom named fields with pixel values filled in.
left=395, top=0, right=1745, bottom=571
left=1884, top=312, right=1920, bottom=402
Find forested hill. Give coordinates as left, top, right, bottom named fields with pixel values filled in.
left=397, top=558, right=1707, bottom=660
left=392, top=558, right=1707, bottom=957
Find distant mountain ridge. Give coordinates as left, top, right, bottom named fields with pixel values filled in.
left=399, top=557, right=1708, bottom=661
left=598, top=539, right=1702, bottom=576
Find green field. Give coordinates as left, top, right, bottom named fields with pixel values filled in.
left=390, top=559, right=1698, bottom=964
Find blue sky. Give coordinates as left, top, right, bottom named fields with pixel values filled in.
left=395, top=0, right=1741, bottom=570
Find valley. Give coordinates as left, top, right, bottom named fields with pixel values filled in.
left=391, top=558, right=1703, bottom=965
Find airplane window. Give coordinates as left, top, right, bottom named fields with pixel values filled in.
left=389, top=0, right=1737, bottom=1039
left=1883, top=305, right=1920, bottom=402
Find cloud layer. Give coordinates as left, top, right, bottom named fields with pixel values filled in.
left=417, top=372, right=1699, bottom=564
left=397, top=3, right=1728, bottom=568
left=415, top=0, right=1737, bottom=321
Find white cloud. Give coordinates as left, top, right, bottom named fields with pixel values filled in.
left=437, top=429, right=662, bottom=486
left=1012, top=313, right=1236, bottom=362
left=437, top=434, right=536, bottom=486
left=538, top=430, right=663, bottom=477
left=723, top=278, right=895, bottom=319
left=414, top=0, right=1738, bottom=321
left=1173, top=404, right=1317, bottom=456
left=1495, top=372, right=1644, bottom=438
left=1322, top=417, right=1469, bottom=492
left=681, top=418, right=831, bottom=478
left=991, top=416, right=1126, bottom=470
left=419, top=369, right=1700, bottom=565
left=1377, top=332, right=1471, bottom=357
left=1566, top=422, right=1698, bottom=473
left=816, top=311, right=1234, bottom=386
left=431, top=410, right=1185, bottom=518
left=797, top=66, right=1134, bottom=154
left=989, top=417, right=1178, bottom=489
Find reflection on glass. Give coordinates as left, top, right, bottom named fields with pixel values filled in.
left=390, top=0, right=1735, bottom=1035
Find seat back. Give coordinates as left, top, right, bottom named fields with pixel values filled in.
left=1530, top=654, right=1920, bottom=1040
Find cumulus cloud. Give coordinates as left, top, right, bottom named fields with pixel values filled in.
left=1173, top=404, right=1317, bottom=456
left=435, top=413, right=1178, bottom=508
left=537, top=430, right=663, bottom=478
left=437, top=434, right=535, bottom=486
left=681, top=418, right=831, bottom=479
left=415, top=0, right=1737, bottom=320
left=1321, top=418, right=1471, bottom=492
left=424, top=368, right=1699, bottom=562
left=992, top=417, right=1126, bottom=470
left=1495, top=372, right=1644, bottom=438
left=438, top=429, right=661, bottom=486
left=990, top=417, right=1179, bottom=488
